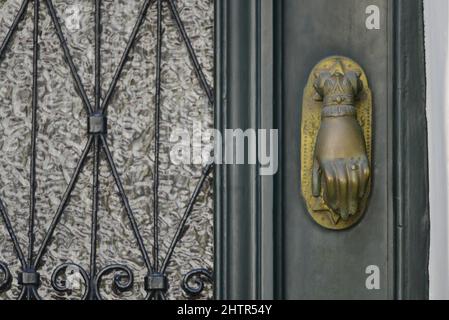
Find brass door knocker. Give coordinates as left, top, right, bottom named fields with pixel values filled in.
left=301, top=56, right=372, bottom=230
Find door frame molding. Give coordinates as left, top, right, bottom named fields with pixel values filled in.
left=214, top=0, right=429, bottom=300
left=393, top=0, right=429, bottom=300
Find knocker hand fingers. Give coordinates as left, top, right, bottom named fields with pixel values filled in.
left=315, top=157, right=369, bottom=220
left=321, top=161, right=338, bottom=211
left=357, top=156, right=370, bottom=199
left=335, top=161, right=350, bottom=220
left=347, top=161, right=360, bottom=216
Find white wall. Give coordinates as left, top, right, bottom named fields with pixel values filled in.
left=424, top=0, right=449, bottom=300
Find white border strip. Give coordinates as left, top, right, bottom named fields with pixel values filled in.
left=424, top=0, right=449, bottom=300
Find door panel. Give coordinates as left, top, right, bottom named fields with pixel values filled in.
left=215, top=0, right=428, bottom=300
left=282, top=0, right=392, bottom=299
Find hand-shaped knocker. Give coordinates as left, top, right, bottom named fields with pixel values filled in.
left=301, top=56, right=372, bottom=229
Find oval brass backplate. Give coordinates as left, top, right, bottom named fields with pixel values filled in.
left=300, top=56, right=372, bottom=230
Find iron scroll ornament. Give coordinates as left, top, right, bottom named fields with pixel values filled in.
left=301, top=56, right=372, bottom=230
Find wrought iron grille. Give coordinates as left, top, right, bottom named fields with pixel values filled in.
left=0, top=0, right=214, bottom=300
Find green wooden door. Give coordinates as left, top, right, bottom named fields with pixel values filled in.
left=215, top=0, right=428, bottom=300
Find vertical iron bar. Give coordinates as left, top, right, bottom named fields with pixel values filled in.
left=27, top=0, right=39, bottom=267
left=152, top=0, right=162, bottom=272
left=89, top=136, right=100, bottom=299
left=95, top=0, right=101, bottom=111
left=0, top=0, right=30, bottom=62
left=166, top=0, right=214, bottom=105
left=89, top=1, right=102, bottom=299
